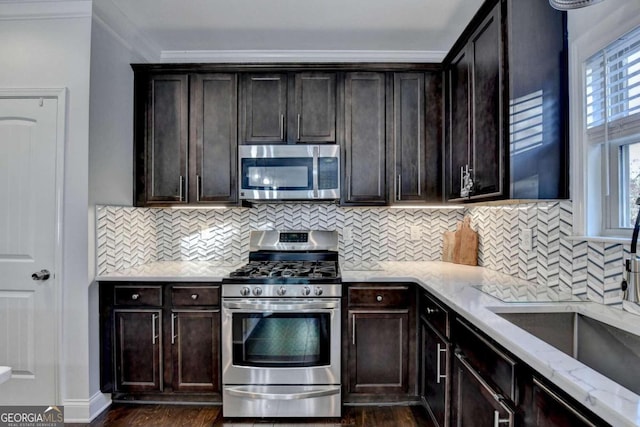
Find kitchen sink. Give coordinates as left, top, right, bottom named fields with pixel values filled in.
left=495, top=310, right=640, bottom=395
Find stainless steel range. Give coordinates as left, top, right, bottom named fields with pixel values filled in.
left=221, top=230, right=341, bottom=418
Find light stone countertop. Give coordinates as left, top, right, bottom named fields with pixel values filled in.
left=96, top=260, right=640, bottom=426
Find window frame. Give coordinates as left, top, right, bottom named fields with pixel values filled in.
left=571, top=5, right=640, bottom=240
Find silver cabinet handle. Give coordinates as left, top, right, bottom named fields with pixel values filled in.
left=179, top=176, right=185, bottom=201
left=376, top=295, right=383, bottom=302
left=397, top=174, right=402, bottom=201
left=171, top=313, right=177, bottom=345
left=151, top=313, right=158, bottom=345
left=191, top=294, right=199, bottom=300
left=297, top=113, right=301, bottom=141
left=280, top=114, right=284, bottom=141
left=346, top=175, right=351, bottom=201
left=352, top=314, right=356, bottom=345
left=131, top=293, right=140, bottom=300
left=196, top=175, right=202, bottom=202
left=437, top=343, right=447, bottom=384
left=426, top=307, right=439, bottom=314
left=31, top=269, right=51, bottom=281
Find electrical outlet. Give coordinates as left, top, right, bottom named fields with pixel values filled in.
left=521, top=228, right=533, bottom=252
left=410, top=226, right=422, bottom=241
left=343, top=227, right=353, bottom=242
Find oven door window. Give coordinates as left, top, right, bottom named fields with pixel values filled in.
left=232, top=312, right=330, bottom=367
left=241, top=158, right=313, bottom=191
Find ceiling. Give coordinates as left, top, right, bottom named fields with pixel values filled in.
left=97, top=0, right=485, bottom=62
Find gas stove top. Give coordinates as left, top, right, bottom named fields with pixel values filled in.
left=222, top=230, right=342, bottom=289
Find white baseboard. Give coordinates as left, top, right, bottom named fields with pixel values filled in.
left=63, top=392, right=111, bottom=423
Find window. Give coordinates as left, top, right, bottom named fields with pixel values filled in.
left=585, top=25, right=640, bottom=233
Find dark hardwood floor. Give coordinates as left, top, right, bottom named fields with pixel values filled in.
left=67, top=404, right=433, bottom=427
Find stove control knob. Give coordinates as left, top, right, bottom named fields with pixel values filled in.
left=302, top=286, right=311, bottom=296
left=277, top=286, right=287, bottom=296
left=240, top=287, right=251, bottom=296
left=314, top=286, right=323, bottom=296
left=253, top=287, right=263, bottom=296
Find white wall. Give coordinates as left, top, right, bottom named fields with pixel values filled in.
left=88, top=9, right=143, bottom=404
left=0, top=0, right=94, bottom=421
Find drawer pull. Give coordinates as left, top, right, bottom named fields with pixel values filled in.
left=426, top=307, right=439, bottom=314
left=376, top=295, right=383, bottom=302
left=191, top=294, right=199, bottom=300
left=131, top=293, right=140, bottom=300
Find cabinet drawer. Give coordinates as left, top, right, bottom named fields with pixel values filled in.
left=420, top=290, right=449, bottom=338
left=454, top=318, right=517, bottom=402
left=114, top=286, right=162, bottom=307
left=348, top=285, right=410, bottom=308
left=171, top=285, right=220, bottom=306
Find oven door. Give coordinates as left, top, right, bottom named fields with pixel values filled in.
left=222, top=298, right=341, bottom=385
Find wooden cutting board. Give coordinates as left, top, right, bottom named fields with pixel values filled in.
left=453, top=216, right=478, bottom=266
left=442, top=230, right=456, bottom=262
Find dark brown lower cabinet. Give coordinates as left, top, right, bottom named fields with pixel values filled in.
left=101, top=282, right=221, bottom=401
left=524, top=376, right=608, bottom=427
left=452, top=351, right=515, bottom=427
left=420, top=320, right=449, bottom=427
left=348, top=310, right=409, bottom=394
left=171, top=310, right=220, bottom=393
left=114, top=309, right=162, bottom=393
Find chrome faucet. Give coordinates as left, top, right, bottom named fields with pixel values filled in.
left=623, top=197, right=640, bottom=303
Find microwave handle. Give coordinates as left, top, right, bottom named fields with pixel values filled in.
left=313, top=146, right=319, bottom=198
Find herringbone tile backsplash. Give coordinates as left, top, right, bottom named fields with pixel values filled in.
left=96, top=201, right=628, bottom=307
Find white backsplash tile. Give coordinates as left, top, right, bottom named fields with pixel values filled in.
left=96, top=200, right=629, bottom=308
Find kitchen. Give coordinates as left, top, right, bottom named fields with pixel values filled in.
left=1, top=0, right=640, bottom=425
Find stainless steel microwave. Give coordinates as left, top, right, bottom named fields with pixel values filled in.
left=239, top=145, right=340, bottom=200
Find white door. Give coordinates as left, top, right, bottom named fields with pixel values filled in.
left=0, top=94, right=62, bottom=405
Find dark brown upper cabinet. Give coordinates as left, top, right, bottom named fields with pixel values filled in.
left=445, top=4, right=502, bottom=202
left=190, top=73, right=238, bottom=204
left=240, top=73, right=288, bottom=144
left=390, top=72, right=442, bottom=203
left=444, top=0, right=568, bottom=202
left=342, top=72, right=388, bottom=205
left=290, top=72, right=337, bottom=143
left=133, top=70, right=238, bottom=206
left=240, top=72, right=337, bottom=145
left=137, top=74, right=189, bottom=205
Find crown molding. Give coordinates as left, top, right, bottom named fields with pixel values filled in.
left=92, top=0, right=161, bottom=62
left=0, top=0, right=92, bottom=20
left=160, top=49, right=447, bottom=63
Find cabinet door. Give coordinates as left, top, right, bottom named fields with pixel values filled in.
left=143, top=74, right=189, bottom=204
left=470, top=4, right=503, bottom=198
left=343, top=72, right=387, bottom=205
left=392, top=73, right=426, bottom=203
left=452, top=352, right=515, bottom=427
left=529, top=377, right=602, bottom=427
left=445, top=48, right=471, bottom=201
left=241, top=73, right=287, bottom=143
left=114, top=309, right=162, bottom=392
left=171, top=310, right=220, bottom=393
left=292, top=72, right=336, bottom=143
left=421, top=320, right=449, bottom=427
left=348, top=310, right=408, bottom=394
left=190, top=74, right=238, bottom=204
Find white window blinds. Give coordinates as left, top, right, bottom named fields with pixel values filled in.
left=586, top=25, right=640, bottom=143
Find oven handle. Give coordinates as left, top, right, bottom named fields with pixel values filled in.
left=225, top=386, right=340, bottom=401
left=222, top=300, right=340, bottom=311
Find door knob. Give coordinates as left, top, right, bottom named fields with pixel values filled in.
left=32, top=269, right=51, bottom=281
